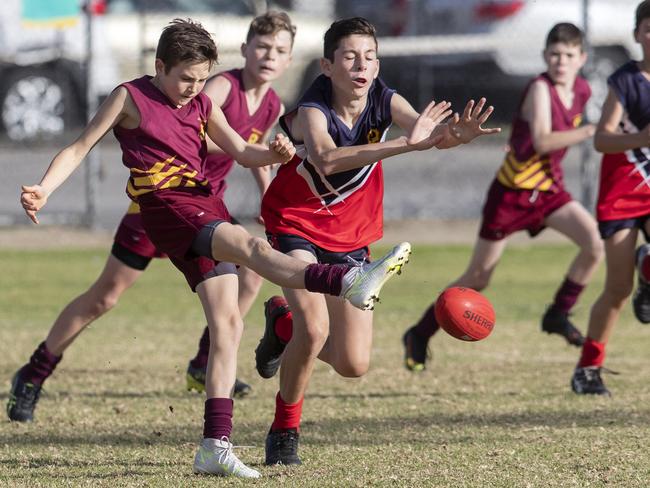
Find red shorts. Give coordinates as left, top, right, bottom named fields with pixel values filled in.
left=138, top=188, right=231, bottom=290
left=113, top=204, right=166, bottom=260
left=479, top=180, right=572, bottom=240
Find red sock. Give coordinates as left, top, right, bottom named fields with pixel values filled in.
left=271, top=392, right=303, bottom=432
left=274, top=312, right=293, bottom=343
left=578, top=337, right=606, bottom=368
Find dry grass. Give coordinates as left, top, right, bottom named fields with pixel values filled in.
left=1, top=244, right=650, bottom=487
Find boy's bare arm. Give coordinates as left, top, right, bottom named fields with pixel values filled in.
left=203, top=75, right=233, bottom=155
left=21, top=87, right=131, bottom=223
left=206, top=105, right=294, bottom=167
left=526, top=80, right=594, bottom=154
left=595, top=88, right=649, bottom=153
left=298, top=101, right=450, bottom=176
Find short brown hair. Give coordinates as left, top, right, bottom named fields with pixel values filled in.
left=323, top=17, right=377, bottom=62
left=545, top=22, right=584, bottom=49
left=156, top=18, right=218, bottom=73
left=246, top=11, right=296, bottom=46
left=636, top=0, right=650, bottom=31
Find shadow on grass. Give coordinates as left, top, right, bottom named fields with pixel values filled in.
left=2, top=406, right=649, bottom=449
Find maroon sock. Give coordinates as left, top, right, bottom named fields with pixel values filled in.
left=552, top=277, right=585, bottom=315
left=189, top=326, right=210, bottom=369
left=275, top=312, right=293, bottom=343
left=203, top=397, right=233, bottom=439
left=412, top=303, right=440, bottom=338
left=20, top=341, right=62, bottom=386
left=578, top=337, right=606, bottom=368
left=271, top=392, right=303, bottom=432
left=304, top=263, right=349, bottom=296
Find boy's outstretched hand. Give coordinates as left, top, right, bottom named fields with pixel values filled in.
left=21, top=184, right=47, bottom=224
left=269, top=133, right=296, bottom=165
left=407, top=100, right=453, bottom=150
left=446, top=98, right=501, bottom=144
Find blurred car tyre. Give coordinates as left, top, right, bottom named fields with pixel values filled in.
left=0, top=64, right=81, bottom=141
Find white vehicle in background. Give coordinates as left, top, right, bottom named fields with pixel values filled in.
left=337, top=0, right=642, bottom=121
left=0, top=0, right=329, bottom=141
left=0, top=0, right=117, bottom=141
left=103, top=0, right=329, bottom=104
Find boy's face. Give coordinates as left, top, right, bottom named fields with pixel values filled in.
left=635, top=17, right=650, bottom=55
left=241, top=30, right=293, bottom=82
left=543, top=42, right=586, bottom=85
left=154, top=59, right=212, bottom=108
left=321, top=34, right=379, bottom=98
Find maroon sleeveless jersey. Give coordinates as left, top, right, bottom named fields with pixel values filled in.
left=113, top=76, right=213, bottom=201
left=496, top=73, right=591, bottom=193
left=205, top=69, right=281, bottom=198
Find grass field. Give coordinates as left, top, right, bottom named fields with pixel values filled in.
left=2, top=243, right=650, bottom=487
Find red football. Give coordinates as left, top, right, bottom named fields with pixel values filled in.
left=435, top=287, right=495, bottom=341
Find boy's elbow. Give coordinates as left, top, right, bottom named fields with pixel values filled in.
left=310, top=154, right=334, bottom=175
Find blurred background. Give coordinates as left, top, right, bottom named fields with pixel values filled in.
left=0, top=0, right=642, bottom=231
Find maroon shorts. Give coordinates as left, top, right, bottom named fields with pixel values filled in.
left=138, top=188, right=231, bottom=291
left=479, top=180, right=572, bottom=241
left=113, top=207, right=166, bottom=260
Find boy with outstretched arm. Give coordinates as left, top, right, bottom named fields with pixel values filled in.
left=254, top=17, right=499, bottom=466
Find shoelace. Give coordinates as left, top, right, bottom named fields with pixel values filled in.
left=345, top=255, right=367, bottom=267
left=215, top=437, right=255, bottom=464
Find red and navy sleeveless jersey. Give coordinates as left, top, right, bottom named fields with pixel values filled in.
left=206, top=69, right=282, bottom=198
left=496, top=73, right=590, bottom=193
left=597, top=61, right=650, bottom=221
left=113, top=76, right=212, bottom=200
left=261, top=75, right=395, bottom=252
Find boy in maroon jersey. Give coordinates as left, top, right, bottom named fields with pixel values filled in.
left=6, top=12, right=295, bottom=426
left=402, top=23, right=602, bottom=373
left=571, top=0, right=650, bottom=396
left=185, top=10, right=294, bottom=394
left=255, top=17, right=499, bottom=466
left=14, top=19, right=411, bottom=478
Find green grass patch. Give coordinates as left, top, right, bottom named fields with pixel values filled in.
left=1, top=244, right=649, bottom=487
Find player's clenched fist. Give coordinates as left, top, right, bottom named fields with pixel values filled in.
left=20, top=184, right=47, bottom=224
left=269, top=133, right=295, bottom=164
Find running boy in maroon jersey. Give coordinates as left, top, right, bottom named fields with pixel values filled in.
left=5, top=11, right=295, bottom=422
left=571, top=0, right=650, bottom=396
left=255, top=17, right=499, bottom=466
left=402, top=23, right=602, bottom=373
left=14, top=19, right=411, bottom=478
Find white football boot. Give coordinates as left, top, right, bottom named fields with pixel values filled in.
left=341, top=242, right=412, bottom=310
left=193, top=437, right=260, bottom=478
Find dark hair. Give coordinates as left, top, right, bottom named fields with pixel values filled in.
left=323, top=17, right=377, bottom=61
left=156, top=18, right=218, bottom=73
left=246, top=10, right=296, bottom=46
left=545, top=22, right=584, bottom=49
left=636, top=0, right=650, bottom=31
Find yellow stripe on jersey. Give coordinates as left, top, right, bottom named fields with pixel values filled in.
left=126, top=201, right=140, bottom=214
left=126, top=156, right=208, bottom=199
left=496, top=152, right=554, bottom=191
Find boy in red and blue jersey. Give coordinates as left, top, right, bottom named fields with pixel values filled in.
left=6, top=12, right=293, bottom=425
left=255, top=17, right=499, bottom=466
left=12, top=18, right=409, bottom=479
left=402, top=22, right=603, bottom=372
left=571, top=0, right=650, bottom=396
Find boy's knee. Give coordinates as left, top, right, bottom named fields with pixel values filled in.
left=333, top=358, right=370, bottom=378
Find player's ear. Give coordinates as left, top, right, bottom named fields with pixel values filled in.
left=374, top=59, right=380, bottom=79
left=154, top=58, right=165, bottom=75
left=240, top=42, right=247, bottom=57
left=320, top=57, right=332, bottom=77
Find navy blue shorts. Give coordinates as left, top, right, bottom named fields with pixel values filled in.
left=266, top=233, right=370, bottom=265
left=598, top=216, right=650, bottom=241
